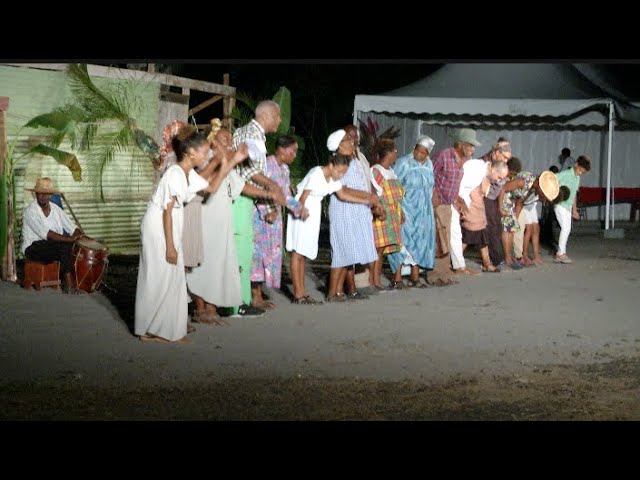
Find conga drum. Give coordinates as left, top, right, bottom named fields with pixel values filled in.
left=73, top=238, right=109, bottom=293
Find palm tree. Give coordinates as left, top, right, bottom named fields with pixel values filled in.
left=25, top=63, right=160, bottom=200
left=2, top=63, right=160, bottom=281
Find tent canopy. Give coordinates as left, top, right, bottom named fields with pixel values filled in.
left=354, top=64, right=639, bottom=126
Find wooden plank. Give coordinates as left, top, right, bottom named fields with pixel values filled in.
left=160, top=91, right=190, bottom=104
left=222, top=73, right=235, bottom=129
left=1, top=63, right=236, bottom=96
left=188, top=94, right=223, bottom=116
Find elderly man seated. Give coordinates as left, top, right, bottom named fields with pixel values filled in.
left=21, top=177, right=86, bottom=294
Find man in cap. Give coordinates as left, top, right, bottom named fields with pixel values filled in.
left=21, top=177, right=86, bottom=293
left=431, top=128, right=481, bottom=276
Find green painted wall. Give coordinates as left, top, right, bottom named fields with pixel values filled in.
left=0, top=65, right=160, bottom=254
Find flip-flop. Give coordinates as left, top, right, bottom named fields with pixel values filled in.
left=427, top=278, right=457, bottom=287
left=292, top=295, right=323, bottom=305
left=406, top=279, right=428, bottom=288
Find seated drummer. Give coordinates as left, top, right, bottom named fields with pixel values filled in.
left=21, top=177, right=87, bottom=294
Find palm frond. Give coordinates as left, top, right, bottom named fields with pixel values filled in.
left=79, top=123, right=98, bottom=151
left=66, top=64, right=129, bottom=122
left=29, top=145, right=82, bottom=181
left=84, top=127, right=134, bottom=200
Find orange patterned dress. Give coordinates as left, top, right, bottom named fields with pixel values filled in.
left=371, top=165, right=404, bottom=254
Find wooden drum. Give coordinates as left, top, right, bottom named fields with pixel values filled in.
left=73, top=238, right=109, bottom=293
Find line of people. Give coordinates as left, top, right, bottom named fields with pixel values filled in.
left=132, top=102, right=591, bottom=343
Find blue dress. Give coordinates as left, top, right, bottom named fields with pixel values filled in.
left=388, top=154, right=436, bottom=272
left=329, top=159, right=378, bottom=268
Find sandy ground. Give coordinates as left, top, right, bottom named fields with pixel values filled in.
left=2, top=221, right=640, bottom=419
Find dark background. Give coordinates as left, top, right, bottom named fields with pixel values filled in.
left=112, top=62, right=640, bottom=174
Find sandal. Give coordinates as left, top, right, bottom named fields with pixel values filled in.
left=326, top=292, right=347, bottom=303
left=346, top=291, right=368, bottom=300
left=427, top=278, right=457, bottom=287
left=187, top=323, right=196, bottom=334
left=406, top=279, right=428, bottom=288
left=390, top=281, right=405, bottom=290
left=292, top=295, right=323, bottom=305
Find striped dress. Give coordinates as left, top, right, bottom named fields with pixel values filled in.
left=329, top=159, right=378, bottom=268
left=371, top=164, right=404, bottom=254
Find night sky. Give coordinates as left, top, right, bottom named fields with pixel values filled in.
left=148, top=62, right=640, bottom=168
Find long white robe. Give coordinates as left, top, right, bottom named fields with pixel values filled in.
left=186, top=170, right=246, bottom=307
left=135, top=165, right=208, bottom=341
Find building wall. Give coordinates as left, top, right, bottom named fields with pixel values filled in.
left=0, top=65, right=160, bottom=254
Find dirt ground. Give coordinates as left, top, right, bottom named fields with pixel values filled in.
left=2, top=221, right=640, bottom=420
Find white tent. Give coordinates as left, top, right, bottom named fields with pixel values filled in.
left=353, top=64, right=640, bottom=224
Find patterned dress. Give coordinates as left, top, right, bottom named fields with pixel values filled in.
left=501, top=171, right=537, bottom=232
left=387, top=154, right=436, bottom=272
left=371, top=164, right=404, bottom=254
left=329, top=159, right=378, bottom=268
left=250, top=155, right=304, bottom=288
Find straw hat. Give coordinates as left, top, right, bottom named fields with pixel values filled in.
left=538, top=171, right=559, bottom=201
left=453, top=128, right=481, bottom=147
left=26, top=177, right=61, bottom=194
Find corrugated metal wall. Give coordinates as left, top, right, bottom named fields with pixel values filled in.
left=0, top=65, right=160, bottom=254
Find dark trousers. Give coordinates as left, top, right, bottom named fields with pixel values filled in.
left=540, top=205, right=560, bottom=252
left=25, top=240, right=74, bottom=275
left=483, top=197, right=504, bottom=266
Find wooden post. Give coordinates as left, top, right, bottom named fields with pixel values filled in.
left=147, top=63, right=156, bottom=73
left=222, top=73, right=235, bottom=130
left=0, top=97, right=6, bottom=176
left=1, top=97, right=17, bottom=282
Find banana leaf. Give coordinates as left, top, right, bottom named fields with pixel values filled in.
left=0, top=173, right=7, bottom=259
left=272, top=86, right=291, bottom=135
left=29, top=144, right=82, bottom=181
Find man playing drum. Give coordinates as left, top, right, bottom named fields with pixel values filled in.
left=21, top=177, right=88, bottom=294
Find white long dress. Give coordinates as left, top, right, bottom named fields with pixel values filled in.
left=186, top=170, right=246, bottom=307
left=286, top=166, right=342, bottom=260
left=135, top=165, right=209, bottom=341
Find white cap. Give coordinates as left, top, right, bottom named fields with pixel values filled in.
left=327, top=129, right=347, bottom=152
left=416, top=135, right=435, bottom=152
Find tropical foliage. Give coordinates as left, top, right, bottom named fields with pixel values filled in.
left=231, top=86, right=306, bottom=184
left=24, top=63, right=160, bottom=200
left=358, top=117, right=401, bottom=162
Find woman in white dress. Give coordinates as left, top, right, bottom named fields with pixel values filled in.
left=286, top=149, right=379, bottom=304
left=186, top=126, right=277, bottom=324
left=134, top=127, right=246, bottom=343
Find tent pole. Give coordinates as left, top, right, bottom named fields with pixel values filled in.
left=605, top=101, right=614, bottom=230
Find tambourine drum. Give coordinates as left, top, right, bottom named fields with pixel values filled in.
left=73, top=238, right=109, bottom=293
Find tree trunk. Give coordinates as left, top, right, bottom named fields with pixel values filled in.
left=2, top=190, right=17, bottom=282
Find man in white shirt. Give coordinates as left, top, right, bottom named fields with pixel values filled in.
left=21, top=178, right=86, bottom=293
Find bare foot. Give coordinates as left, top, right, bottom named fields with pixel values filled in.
left=533, top=257, right=544, bottom=265
left=252, top=301, right=276, bottom=310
